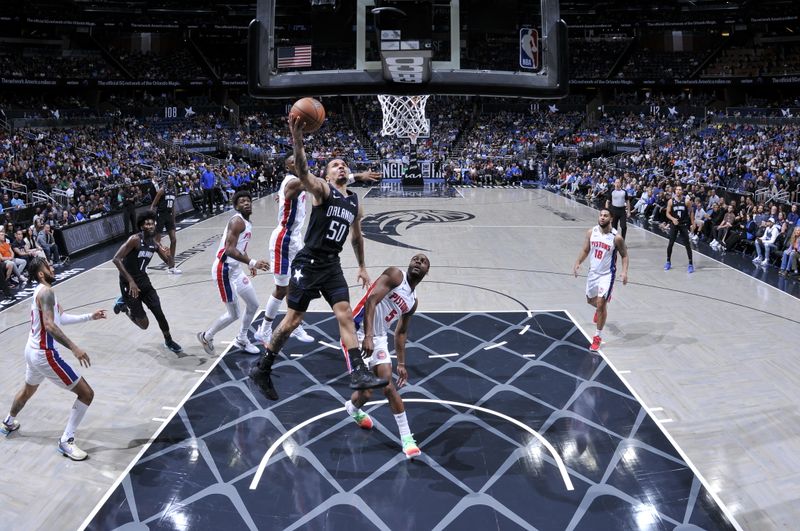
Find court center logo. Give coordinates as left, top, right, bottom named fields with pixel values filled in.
left=361, top=209, right=474, bottom=250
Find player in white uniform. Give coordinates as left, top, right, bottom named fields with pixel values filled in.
left=254, top=156, right=380, bottom=346
left=1, top=258, right=106, bottom=461
left=573, top=209, right=629, bottom=352
left=344, top=253, right=430, bottom=459
left=197, top=191, right=269, bottom=355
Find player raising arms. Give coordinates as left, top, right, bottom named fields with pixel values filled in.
left=573, top=208, right=629, bottom=352
left=1, top=257, right=106, bottom=461
left=250, top=114, right=386, bottom=399
left=344, top=253, right=430, bottom=459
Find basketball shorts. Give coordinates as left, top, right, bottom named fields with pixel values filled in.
left=212, top=261, right=252, bottom=303
left=357, top=331, right=392, bottom=370
left=269, top=227, right=302, bottom=287
left=25, top=345, right=81, bottom=390
left=287, top=253, right=350, bottom=312
left=120, top=277, right=162, bottom=320
left=156, top=211, right=176, bottom=232
left=585, top=271, right=614, bottom=301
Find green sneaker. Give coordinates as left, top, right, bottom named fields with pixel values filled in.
left=401, top=434, right=421, bottom=459
left=352, top=410, right=373, bottom=430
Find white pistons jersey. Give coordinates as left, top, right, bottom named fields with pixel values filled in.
left=28, top=284, right=61, bottom=351
left=354, top=271, right=417, bottom=337
left=588, top=225, right=617, bottom=276
left=276, top=174, right=306, bottom=243
left=212, top=212, right=252, bottom=275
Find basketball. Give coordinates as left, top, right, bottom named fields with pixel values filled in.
left=290, top=97, right=326, bottom=132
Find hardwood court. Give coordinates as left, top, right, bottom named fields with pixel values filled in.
left=0, top=187, right=797, bottom=530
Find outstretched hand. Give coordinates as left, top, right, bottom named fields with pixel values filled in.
left=288, top=114, right=306, bottom=141
left=355, top=170, right=382, bottom=184
left=357, top=268, right=370, bottom=289
left=91, top=310, right=107, bottom=320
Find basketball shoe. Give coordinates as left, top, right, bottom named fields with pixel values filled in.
left=291, top=323, right=314, bottom=343
left=58, top=438, right=88, bottom=461
left=401, top=434, right=421, bottom=459
left=349, top=366, right=388, bottom=390
left=589, top=335, right=602, bottom=352
left=165, top=338, right=183, bottom=353
left=197, top=332, right=214, bottom=355
left=253, top=322, right=272, bottom=345
left=233, top=337, right=260, bottom=354
left=351, top=410, right=373, bottom=430
left=1, top=418, right=20, bottom=435
left=113, top=296, right=128, bottom=315
left=168, top=267, right=182, bottom=275
left=251, top=364, right=278, bottom=400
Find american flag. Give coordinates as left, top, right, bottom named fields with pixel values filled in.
left=277, top=45, right=312, bottom=68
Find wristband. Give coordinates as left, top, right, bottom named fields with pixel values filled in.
left=248, top=259, right=257, bottom=268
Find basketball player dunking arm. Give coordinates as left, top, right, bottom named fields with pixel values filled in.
left=254, top=155, right=380, bottom=346
left=197, top=190, right=269, bottom=356
left=150, top=174, right=181, bottom=274
left=1, top=257, right=105, bottom=461
left=112, top=210, right=183, bottom=353
left=665, top=185, right=694, bottom=273
left=250, top=114, right=387, bottom=400
left=345, top=253, right=430, bottom=459
left=573, top=208, right=629, bottom=352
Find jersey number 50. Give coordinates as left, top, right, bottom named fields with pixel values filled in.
left=326, top=220, right=348, bottom=243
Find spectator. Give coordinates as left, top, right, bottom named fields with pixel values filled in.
left=37, top=223, right=62, bottom=266
left=754, top=217, right=779, bottom=266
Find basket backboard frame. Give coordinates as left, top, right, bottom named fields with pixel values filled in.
left=248, top=0, right=568, bottom=99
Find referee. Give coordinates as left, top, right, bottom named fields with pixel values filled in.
left=605, top=178, right=630, bottom=239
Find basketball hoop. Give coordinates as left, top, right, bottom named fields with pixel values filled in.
left=377, top=94, right=430, bottom=145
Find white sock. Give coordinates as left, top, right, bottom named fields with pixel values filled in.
left=345, top=400, right=359, bottom=417
left=394, top=411, right=411, bottom=438
left=61, top=399, right=89, bottom=443
left=264, top=295, right=283, bottom=321
left=596, top=328, right=603, bottom=339
left=4, top=414, right=14, bottom=424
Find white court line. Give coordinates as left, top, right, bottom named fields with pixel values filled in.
left=519, top=325, right=530, bottom=335
left=151, top=418, right=168, bottom=422
left=249, top=398, right=574, bottom=492
left=523, top=354, right=536, bottom=358
left=78, top=336, right=237, bottom=530
left=429, top=353, right=459, bottom=358
left=318, top=341, right=341, bottom=351
left=649, top=407, right=664, bottom=412
left=194, top=370, right=206, bottom=373
left=526, top=310, right=534, bottom=318
left=618, top=370, right=631, bottom=374
left=290, top=354, right=303, bottom=358
left=659, top=418, right=675, bottom=423
left=561, top=308, right=743, bottom=531
left=160, top=406, right=176, bottom=411
left=484, top=341, right=507, bottom=350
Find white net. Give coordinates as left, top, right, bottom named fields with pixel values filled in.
left=377, top=94, right=430, bottom=144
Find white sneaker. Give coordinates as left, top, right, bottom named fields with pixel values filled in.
left=291, top=323, right=315, bottom=343
left=233, top=337, right=261, bottom=354
left=197, top=331, right=215, bottom=355
left=58, top=438, right=88, bottom=461
left=760, top=259, right=769, bottom=266
left=253, top=322, right=273, bottom=345
left=168, top=267, right=182, bottom=275
left=752, top=257, right=761, bottom=263
left=711, top=239, right=718, bottom=246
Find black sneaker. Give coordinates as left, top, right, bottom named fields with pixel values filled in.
left=349, top=366, right=388, bottom=390
left=165, top=338, right=183, bottom=353
left=113, top=296, right=128, bottom=315
left=251, top=367, right=279, bottom=400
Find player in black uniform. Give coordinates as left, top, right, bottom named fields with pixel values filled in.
left=112, top=211, right=183, bottom=352
left=250, top=115, right=387, bottom=400
left=151, top=175, right=181, bottom=274
left=665, top=185, right=695, bottom=273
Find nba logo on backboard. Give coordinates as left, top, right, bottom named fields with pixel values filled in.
left=519, top=28, right=539, bottom=70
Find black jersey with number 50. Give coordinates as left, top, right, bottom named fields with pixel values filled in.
left=303, top=184, right=359, bottom=258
